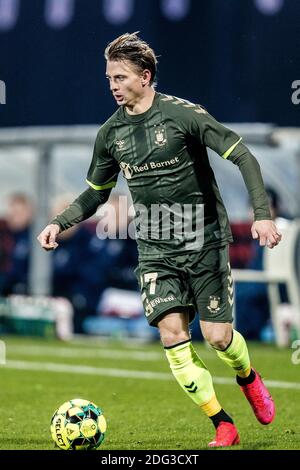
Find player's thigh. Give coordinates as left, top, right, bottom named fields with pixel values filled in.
left=190, top=245, right=234, bottom=324
left=135, top=259, right=194, bottom=328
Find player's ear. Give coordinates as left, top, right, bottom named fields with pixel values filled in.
left=141, top=69, right=151, bottom=86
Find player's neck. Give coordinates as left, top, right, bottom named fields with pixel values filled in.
left=125, top=88, right=156, bottom=115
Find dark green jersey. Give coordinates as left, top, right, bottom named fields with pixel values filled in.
left=86, top=92, right=270, bottom=259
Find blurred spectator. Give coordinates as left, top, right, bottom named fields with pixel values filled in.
left=0, top=220, right=13, bottom=291
left=92, top=194, right=139, bottom=292
left=51, top=194, right=140, bottom=335
left=235, top=187, right=290, bottom=340
left=51, top=195, right=99, bottom=333
left=229, top=221, right=254, bottom=269
left=0, top=193, right=34, bottom=295
left=82, top=195, right=152, bottom=339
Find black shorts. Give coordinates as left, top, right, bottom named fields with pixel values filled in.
left=135, top=245, right=234, bottom=326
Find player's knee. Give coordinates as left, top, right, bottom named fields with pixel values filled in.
left=158, top=312, right=190, bottom=348
left=205, top=331, right=232, bottom=351
left=160, top=330, right=190, bottom=348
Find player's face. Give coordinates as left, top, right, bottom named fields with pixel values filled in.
left=106, top=60, right=145, bottom=107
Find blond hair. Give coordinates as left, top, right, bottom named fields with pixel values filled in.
left=104, top=32, right=158, bottom=85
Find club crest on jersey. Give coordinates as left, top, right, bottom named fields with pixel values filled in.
left=207, top=296, right=221, bottom=313
left=120, top=161, right=133, bottom=179
left=154, top=126, right=167, bottom=147
left=115, top=139, right=126, bottom=151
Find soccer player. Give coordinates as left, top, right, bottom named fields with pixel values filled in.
left=37, top=33, right=282, bottom=447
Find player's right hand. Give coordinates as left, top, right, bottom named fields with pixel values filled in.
left=37, top=224, right=60, bottom=251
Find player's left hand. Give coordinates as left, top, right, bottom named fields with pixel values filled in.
left=251, top=220, right=282, bottom=249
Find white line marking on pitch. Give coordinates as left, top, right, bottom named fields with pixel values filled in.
left=7, top=345, right=162, bottom=361
left=3, top=360, right=300, bottom=390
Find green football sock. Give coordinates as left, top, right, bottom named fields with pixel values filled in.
left=215, top=330, right=251, bottom=378
left=165, top=340, right=218, bottom=410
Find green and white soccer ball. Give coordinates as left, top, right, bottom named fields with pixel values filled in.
left=50, top=398, right=107, bottom=450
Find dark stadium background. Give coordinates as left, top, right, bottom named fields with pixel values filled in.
left=1, top=0, right=300, bottom=127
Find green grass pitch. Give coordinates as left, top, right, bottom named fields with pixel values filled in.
left=0, top=335, right=299, bottom=450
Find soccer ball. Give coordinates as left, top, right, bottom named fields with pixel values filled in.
left=50, top=398, right=107, bottom=450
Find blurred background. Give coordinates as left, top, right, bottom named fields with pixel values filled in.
left=1, top=0, right=300, bottom=344
left=1, top=0, right=300, bottom=126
